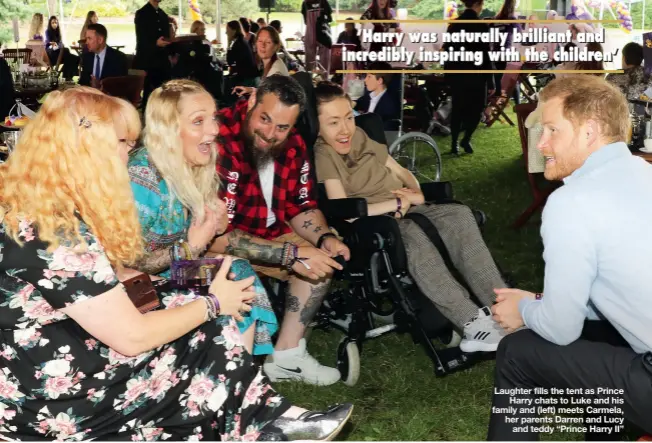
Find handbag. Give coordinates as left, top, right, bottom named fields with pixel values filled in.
left=122, top=273, right=161, bottom=314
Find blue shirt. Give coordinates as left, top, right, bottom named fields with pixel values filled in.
left=519, top=142, right=652, bottom=354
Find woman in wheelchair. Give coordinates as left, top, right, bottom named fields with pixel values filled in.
left=313, top=82, right=509, bottom=353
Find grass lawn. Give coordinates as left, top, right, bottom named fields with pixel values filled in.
left=271, top=110, right=578, bottom=441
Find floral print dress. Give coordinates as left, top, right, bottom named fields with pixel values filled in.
left=0, top=220, right=290, bottom=441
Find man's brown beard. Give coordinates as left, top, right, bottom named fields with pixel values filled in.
left=243, top=111, right=286, bottom=168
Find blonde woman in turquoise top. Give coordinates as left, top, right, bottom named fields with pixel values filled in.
left=128, top=79, right=278, bottom=355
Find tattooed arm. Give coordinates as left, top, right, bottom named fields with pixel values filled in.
left=132, top=243, right=205, bottom=275
left=289, top=209, right=331, bottom=247
left=209, top=229, right=285, bottom=264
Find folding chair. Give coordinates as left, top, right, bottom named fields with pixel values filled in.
left=2, top=48, right=33, bottom=64
left=101, top=75, right=145, bottom=109
left=484, top=63, right=519, bottom=127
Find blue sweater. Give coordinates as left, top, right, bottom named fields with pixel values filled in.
left=519, top=142, right=652, bottom=354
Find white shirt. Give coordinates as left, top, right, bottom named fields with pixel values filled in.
left=92, top=46, right=107, bottom=79
left=368, top=88, right=386, bottom=113
left=266, top=58, right=289, bottom=77
left=258, top=161, right=277, bottom=227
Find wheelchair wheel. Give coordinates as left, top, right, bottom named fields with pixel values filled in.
left=389, top=132, right=442, bottom=183
left=336, top=338, right=360, bottom=387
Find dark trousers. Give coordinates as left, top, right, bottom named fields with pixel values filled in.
left=142, top=66, right=171, bottom=111
left=488, top=323, right=652, bottom=441
left=450, top=78, right=486, bottom=146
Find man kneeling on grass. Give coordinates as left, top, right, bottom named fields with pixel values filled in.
left=487, top=76, right=652, bottom=441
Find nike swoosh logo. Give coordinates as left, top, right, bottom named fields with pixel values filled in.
left=278, top=366, right=302, bottom=374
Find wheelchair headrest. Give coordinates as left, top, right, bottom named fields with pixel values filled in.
left=355, top=113, right=388, bottom=146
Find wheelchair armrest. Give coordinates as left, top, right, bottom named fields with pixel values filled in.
left=321, top=198, right=368, bottom=219
left=421, top=181, right=453, bottom=203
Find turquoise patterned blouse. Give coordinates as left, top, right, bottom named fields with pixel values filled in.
left=127, top=148, right=277, bottom=355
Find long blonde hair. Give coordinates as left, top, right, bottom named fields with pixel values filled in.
left=0, top=87, right=143, bottom=267
left=29, top=13, right=44, bottom=38
left=143, top=80, right=219, bottom=223
left=80, top=11, right=97, bottom=41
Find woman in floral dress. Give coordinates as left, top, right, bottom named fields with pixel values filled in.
left=0, top=87, right=352, bottom=441
left=128, top=80, right=278, bottom=357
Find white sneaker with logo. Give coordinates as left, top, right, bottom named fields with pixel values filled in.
left=263, top=339, right=341, bottom=386
left=459, top=307, right=508, bottom=353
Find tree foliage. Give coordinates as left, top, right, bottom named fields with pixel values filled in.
left=1, top=0, right=32, bottom=45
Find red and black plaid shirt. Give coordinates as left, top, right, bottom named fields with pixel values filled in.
left=217, top=100, right=318, bottom=240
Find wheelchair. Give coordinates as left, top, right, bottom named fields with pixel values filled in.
left=276, top=73, right=496, bottom=385
left=382, top=73, right=443, bottom=183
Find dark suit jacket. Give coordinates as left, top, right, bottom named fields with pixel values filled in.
left=0, top=58, right=15, bottom=119
left=133, top=2, right=170, bottom=71
left=354, top=88, right=401, bottom=131
left=226, top=36, right=258, bottom=80
left=442, top=8, right=495, bottom=90
left=79, top=46, right=129, bottom=86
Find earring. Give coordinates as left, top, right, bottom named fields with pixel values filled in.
left=79, top=117, right=92, bottom=128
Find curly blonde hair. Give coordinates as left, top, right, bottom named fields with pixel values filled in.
left=143, top=79, right=219, bottom=223
left=0, top=87, right=143, bottom=267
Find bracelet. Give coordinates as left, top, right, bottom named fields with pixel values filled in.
left=535, top=293, right=543, bottom=300
left=316, top=232, right=337, bottom=249
left=394, top=211, right=403, bottom=219
left=201, top=296, right=217, bottom=321
left=396, top=197, right=402, bottom=213
left=285, top=243, right=299, bottom=271
left=207, top=292, right=221, bottom=315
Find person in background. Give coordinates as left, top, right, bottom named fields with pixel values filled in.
left=211, top=76, right=351, bottom=386
left=251, top=21, right=260, bottom=34
left=314, top=81, right=510, bottom=353
left=302, top=0, right=333, bottom=74
left=0, top=86, right=353, bottom=442
left=488, top=75, right=652, bottom=441
left=336, top=19, right=362, bottom=52
left=354, top=61, right=401, bottom=131
left=225, top=19, right=258, bottom=99
left=45, top=16, right=80, bottom=80
left=257, top=17, right=267, bottom=28
left=360, top=0, right=398, bottom=53
left=79, top=24, right=128, bottom=88
left=269, top=19, right=282, bottom=34
left=607, top=42, right=652, bottom=100
left=0, top=56, right=14, bottom=120
left=187, top=20, right=222, bottom=99
left=443, top=0, right=495, bottom=155
left=129, top=79, right=278, bottom=356
left=134, top=0, right=171, bottom=109
left=28, top=13, right=45, bottom=40
left=492, top=0, right=522, bottom=104
left=554, top=41, right=604, bottom=79
left=25, top=13, right=49, bottom=67
left=79, top=10, right=98, bottom=51
left=256, top=26, right=289, bottom=77
left=239, top=17, right=256, bottom=51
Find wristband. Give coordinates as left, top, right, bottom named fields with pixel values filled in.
left=535, top=293, right=543, bottom=300
left=202, top=296, right=216, bottom=321
left=208, top=292, right=221, bottom=315
left=396, top=197, right=402, bottom=213
left=316, top=232, right=337, bottom=249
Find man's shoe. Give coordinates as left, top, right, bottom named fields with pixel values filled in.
left=258, top=403, right=354, bottom=441
left=459, top=307, right=507, bottom=353
left=460, top=141, right=474, bottom=154
left=449, top=142, right=460, bottom=156
left=263, top=338, right=341, bottom=386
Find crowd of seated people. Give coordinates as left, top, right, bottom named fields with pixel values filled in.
left=0, top=84, right=353, bottom=441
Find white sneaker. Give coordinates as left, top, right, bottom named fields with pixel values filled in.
left=459, top=307, right=507, bottom=353
left=263, top=339, right=341, bottom=386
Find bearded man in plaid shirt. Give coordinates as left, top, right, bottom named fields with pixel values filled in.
left=210, top=75, right=351, bottom=386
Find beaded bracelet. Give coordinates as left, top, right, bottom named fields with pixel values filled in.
left=202, top=296, right=216, bottom=321
left=207, top=292, right=221, bottom=315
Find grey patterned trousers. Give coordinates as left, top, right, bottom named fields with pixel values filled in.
left=397, top=203, right=506, bottom=331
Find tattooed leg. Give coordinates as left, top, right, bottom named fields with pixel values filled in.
left=275, top=274, right=332, bottom=351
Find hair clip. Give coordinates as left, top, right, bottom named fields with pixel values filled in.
left=79, top=117, right=92, bottom=128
